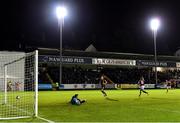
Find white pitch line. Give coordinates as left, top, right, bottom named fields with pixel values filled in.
left=1, top=104, right=55, bottom=122
left=37, top=116, right=55, bottom=123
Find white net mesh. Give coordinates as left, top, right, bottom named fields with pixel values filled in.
left=0, top=51, right=38, bottom=119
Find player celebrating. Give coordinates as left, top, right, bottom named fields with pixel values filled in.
left=166, top=80, right=171, bottom=93
left=100, top=74, right=113, bottom=97
left=138, top=76, right=148, bottom=97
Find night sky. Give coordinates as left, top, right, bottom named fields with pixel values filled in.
left=1, top=0, right=180, bottom=55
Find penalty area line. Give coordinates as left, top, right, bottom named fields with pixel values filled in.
left=37, top=116, right=55, bottom=123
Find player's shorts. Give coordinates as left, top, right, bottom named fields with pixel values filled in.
left=101, top=84, right=105, bottom=90
left=140, top=85, right=145, bottom=90
left=167, top=86, right=171, bottom=89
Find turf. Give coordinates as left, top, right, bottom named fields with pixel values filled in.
left=1, top=89, right=180, bottom=122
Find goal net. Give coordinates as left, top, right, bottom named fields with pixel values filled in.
left=0, top=50, right=38, bottom=120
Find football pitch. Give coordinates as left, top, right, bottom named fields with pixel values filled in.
left=1, top=89, right=180, bottom=122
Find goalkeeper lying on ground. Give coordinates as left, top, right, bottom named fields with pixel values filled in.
left=70, top=94, right=86, bottom=105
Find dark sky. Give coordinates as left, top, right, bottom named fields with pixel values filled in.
left=1, top=0, right=180, bottom=55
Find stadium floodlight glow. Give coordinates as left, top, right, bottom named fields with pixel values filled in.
left=149, top=17, right=161, bottom=85
left=56, top=6, right=67, bottom=86
left=56, top=6, right=67, bottom=19
left=150, top=18, right=160, bottom=31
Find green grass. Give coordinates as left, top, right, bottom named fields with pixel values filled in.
left=0, top=91, right=35, bottom=120
left=1, top=89, right=180, bottom=122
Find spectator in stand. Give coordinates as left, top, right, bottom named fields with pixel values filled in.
left=7, top=80, right=13, bottom=91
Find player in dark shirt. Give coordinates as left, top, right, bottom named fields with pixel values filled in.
left=100, top=74, right=113, bottom=97
left=138, top=76, right=149, bottom=97
left=166, top=80, right=171, bottom=93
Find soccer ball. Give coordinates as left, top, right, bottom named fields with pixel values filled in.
left=16, top=96, right=20, bottom=100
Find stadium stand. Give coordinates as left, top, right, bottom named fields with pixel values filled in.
left=37, top=48, right=180, bottom=88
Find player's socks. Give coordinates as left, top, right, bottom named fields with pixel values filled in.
left=143, top=90, right=148, bottom=94
left=104, top=93, right=107, bottom=97
left=101, top=90, right=107, bottom=97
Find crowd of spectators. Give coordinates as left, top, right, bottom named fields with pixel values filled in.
left=39, top=65, right=180, bottom=84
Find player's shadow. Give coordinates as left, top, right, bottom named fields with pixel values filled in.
left=105, top=97, right=119, bottom=101
left=150, top=97, right=169, bottom=100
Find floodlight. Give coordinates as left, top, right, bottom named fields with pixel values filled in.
left=150, top=18, right=160, bottom=31
left=56, top=6, right=67, bottom=19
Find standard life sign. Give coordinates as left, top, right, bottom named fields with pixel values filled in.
left=92, top=58, right=136, bottom=66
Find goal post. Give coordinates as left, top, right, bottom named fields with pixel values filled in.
left=3, top=65, right=7, bottom=105
left=0, top=50, right=38, bottom=120
left=34, top=50, right=38, bottom=117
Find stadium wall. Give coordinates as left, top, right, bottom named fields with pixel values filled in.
left=116, top=84, right=155, bottom=89
left=38, top=84, right=156, bottom=90
left=38, top=84, right=116, bottom=90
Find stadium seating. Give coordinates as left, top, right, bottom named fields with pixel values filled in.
left=38, top=66, right=180, bottom=85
